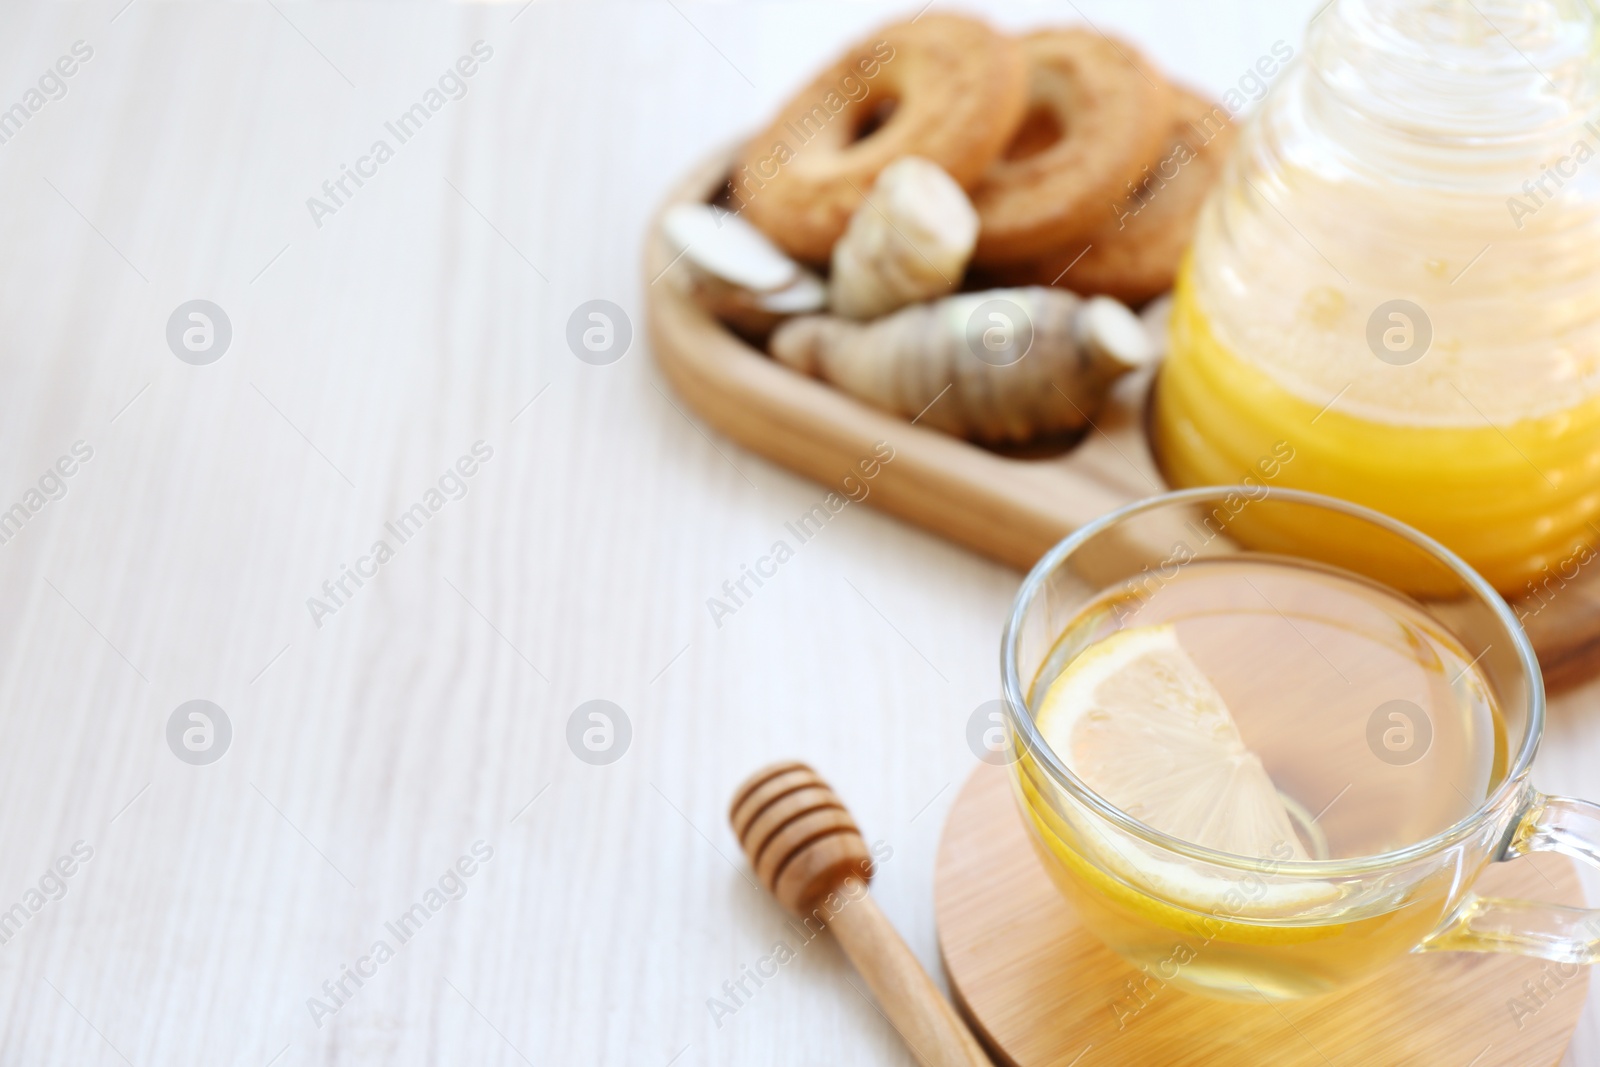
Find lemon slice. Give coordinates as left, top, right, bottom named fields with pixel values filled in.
left=1037, top=623, right=1309, bottom=862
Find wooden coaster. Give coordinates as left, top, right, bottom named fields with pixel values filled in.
left=644, top=152, right=1600, bottom=687
left=933, top=764, right=1589, bottom=1067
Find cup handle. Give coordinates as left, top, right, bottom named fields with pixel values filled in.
left=1419, top=791, right=1600, bottom=964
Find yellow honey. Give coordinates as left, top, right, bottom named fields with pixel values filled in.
left=1153, top=265, right=1600, bottom=593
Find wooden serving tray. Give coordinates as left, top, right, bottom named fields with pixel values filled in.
left=935, top=763, right=1589, bottom=1067
left=643, top=153, right=1600, bottom=688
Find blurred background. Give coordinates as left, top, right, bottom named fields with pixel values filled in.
left=1, top=1, right=1595, bottom=1064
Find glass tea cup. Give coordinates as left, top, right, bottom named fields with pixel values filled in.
left=1001, top=487, right=1600, bottom=1002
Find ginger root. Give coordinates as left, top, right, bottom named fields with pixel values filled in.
left=662, top=203, right=826, bottom=340
left=770, top=287, right=1154, bottom=444
left=829, top=157, right=979, bottom=320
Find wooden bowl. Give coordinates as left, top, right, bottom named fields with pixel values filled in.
left=643, top=151, right=1600, bottom=688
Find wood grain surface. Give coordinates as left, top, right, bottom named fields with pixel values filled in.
left=1, top=2, right=1597, bottom=1066
left=937, top=764, right=1591, bottom=1067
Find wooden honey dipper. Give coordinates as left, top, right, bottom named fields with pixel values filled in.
left=729, top=761, right=992, bottom=1067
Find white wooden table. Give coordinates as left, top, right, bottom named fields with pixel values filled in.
left=1, top=1, right=1596, bottom=1064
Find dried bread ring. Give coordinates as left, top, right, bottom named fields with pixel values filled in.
left=731, top=14, right=1027, bottom=264
left=971, top=29, right=1172, bottom=265
left=990, top=89, right=1236, bottom=304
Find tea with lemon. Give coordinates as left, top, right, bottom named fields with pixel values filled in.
left=1016, top=555, right=1508, bottom=1001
